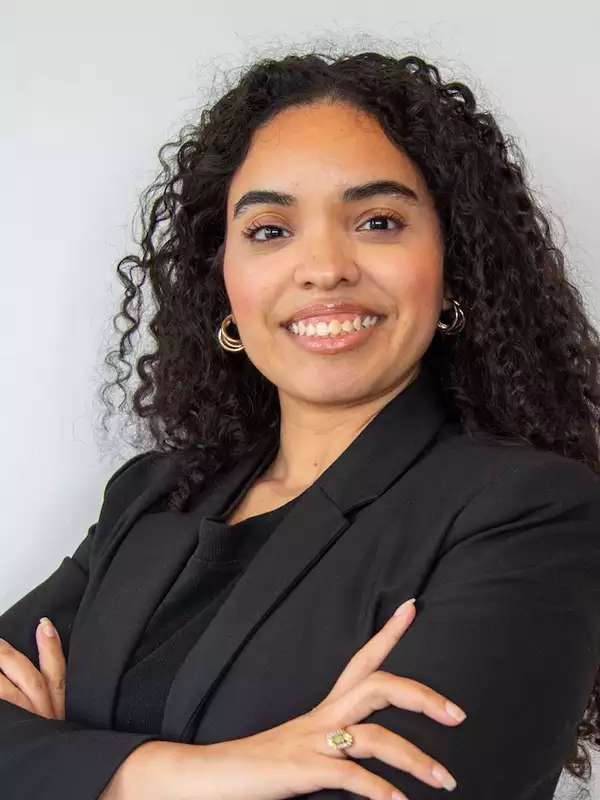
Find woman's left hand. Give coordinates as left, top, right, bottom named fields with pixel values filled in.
left=0, top=617, right=66, bottom=719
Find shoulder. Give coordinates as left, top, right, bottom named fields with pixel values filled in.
left=103, top=450, right=163, bottom=496
left=438, top=431, right=600, bottom=553
left=103, top=450, right=165, bottom=501
left=434, top=421, right=600, bottom=500
left=410, top=430, right=600, bottom=639
left=424, top=423, right=600, bottom=545
left=96, top=449, right=181, bottom=524
left=467, top=432, right=597, bottom=499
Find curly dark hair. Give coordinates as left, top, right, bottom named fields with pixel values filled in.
left=99, top=47, right=600, bottom=786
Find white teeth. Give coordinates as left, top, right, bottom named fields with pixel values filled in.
left=288, top=315, right=380, bottom=337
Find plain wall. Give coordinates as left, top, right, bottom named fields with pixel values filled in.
left=3, top=3, right=599, bottom=796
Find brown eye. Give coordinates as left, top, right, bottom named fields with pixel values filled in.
left=358, top=213, right=407, bottom=233
left=242, top=223, right=291, bottom=242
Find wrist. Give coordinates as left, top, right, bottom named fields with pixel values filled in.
left=169, top=741, right=221, bottom=800
left=104, top=740, right=198, bottom=800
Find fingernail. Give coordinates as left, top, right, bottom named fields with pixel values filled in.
left=445, top=701, right=467, bottom=722
left=393, top=598, right=416, bottom=616
left=38, top=617, right=55, bottom=638
left=431, top=764, right=457, bottom=791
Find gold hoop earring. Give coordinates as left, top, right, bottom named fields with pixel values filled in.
left=217, top=313, right=245, bottom=352
left=437, top=298, right=465, bottom=335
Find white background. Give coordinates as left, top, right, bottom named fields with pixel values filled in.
left=3, top=3, right=599, bottom=796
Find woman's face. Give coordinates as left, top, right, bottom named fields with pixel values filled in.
left=223, top=100, right=447, bottom=407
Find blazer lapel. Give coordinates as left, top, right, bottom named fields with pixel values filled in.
left=66, top=439, right=280, bottom=728
left=161, top=366, right=450, bottom=741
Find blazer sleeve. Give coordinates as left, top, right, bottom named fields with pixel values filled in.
left=0, top=452, right=165, bottom=800
left=306, top=457, right=600, bottom=800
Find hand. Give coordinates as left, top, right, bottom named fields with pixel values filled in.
left=0, top=617, right=66, bottom=720
left=185, top=599, right=465, bottom=800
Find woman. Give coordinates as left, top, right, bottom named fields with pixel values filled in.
left=1, top=49, right=599, bottom=800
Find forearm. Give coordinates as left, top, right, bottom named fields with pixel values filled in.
left=99, top=740, right=205, bottom=800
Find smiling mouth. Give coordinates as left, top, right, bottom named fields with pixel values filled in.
left=280, top=313, right=386, bottom=354
left=284, top=314, right=384, bottom=338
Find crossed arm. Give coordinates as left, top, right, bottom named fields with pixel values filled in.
left=1, top=456, right=599, bottom=799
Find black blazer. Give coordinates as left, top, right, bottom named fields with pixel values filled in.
left=2, top=367, right=600, bottom=799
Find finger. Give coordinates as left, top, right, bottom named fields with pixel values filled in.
left=320, top=598, right=416, bottom=707
left=0, top=667, right=37, bottom=714
left=320, top=757, right=410, bottom=800
left=0, top=638, right=54, bottom=718
left=36, top=618, right=66, bottom=719
left=328, top=670, right=467, bottom=730
left=320, top=723, right=458, bottom=794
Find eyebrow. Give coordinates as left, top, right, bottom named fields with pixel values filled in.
left=232, top=179, right=420, bottom=219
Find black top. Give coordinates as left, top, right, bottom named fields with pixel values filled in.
left=113, top=494, right=302, bottom=734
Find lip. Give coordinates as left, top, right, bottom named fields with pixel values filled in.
left=281, top=301, right=384, bottom=326
left=282, top=315, right=384, bottom=354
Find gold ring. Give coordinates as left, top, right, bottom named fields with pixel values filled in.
left=326, top=728, right=354, bottom=751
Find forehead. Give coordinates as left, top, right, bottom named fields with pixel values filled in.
left=227, top=101, right=423, bottom=205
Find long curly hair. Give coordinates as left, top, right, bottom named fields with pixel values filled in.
left=99, top=47, right=600, bottom=785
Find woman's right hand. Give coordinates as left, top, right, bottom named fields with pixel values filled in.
left=186, top=597, right=466, bottom=800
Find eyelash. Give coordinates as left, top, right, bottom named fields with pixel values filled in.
left=241, top=211, right=407, bottom=243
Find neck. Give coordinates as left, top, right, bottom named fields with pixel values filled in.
left=264, top=364, right=421, bottom=492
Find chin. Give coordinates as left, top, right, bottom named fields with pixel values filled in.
left=286, top=378, right=381, bottom=406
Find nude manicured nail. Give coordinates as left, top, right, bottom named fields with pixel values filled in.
left=431, top=764, right=457, bottom=791
left=39, top=617, right=55, bottom=637
left=445, top=701, right=467, bottom=722
left=393, top=598, right=416, bottom=616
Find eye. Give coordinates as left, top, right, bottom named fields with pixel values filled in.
left=241, top=223, right=291, bottom=242
left=357, top=212, right=407, bottom=233
left=241, top=211, right=407, bottom=243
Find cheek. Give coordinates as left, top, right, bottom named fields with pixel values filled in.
left=227, top=289, right=254, bottom=321
left=223, top=258, right=278, bottom=333
left=223, top=251, right=259, bottom=317
left=381, top=255, right=443, bottom=313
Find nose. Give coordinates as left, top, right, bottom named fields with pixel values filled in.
left=293, top=227, right=360, bottom=288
